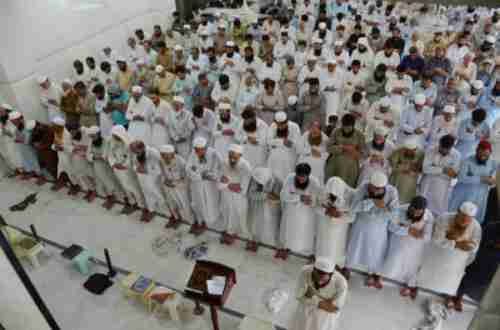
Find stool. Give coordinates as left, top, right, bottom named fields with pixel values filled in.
left=72, top=250, right=93, bottom=275
left=15, top=237, right=45, bottom=268
left=120, top=273, right=156, bottom=306
left=146, top=286, right=181, bottom=321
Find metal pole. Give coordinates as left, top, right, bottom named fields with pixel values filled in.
left=0, top=229, right=60, bottom=330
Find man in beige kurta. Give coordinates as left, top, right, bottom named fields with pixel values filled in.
left=325, top=114, right=365, bottom=187
left=389, top=139, right=424, bottom=204
left=152, top=65, right=176, bottom=102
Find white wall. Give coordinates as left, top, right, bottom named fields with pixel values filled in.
left=0, top=0, right=176, bottom=121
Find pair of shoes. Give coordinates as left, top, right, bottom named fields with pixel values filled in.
left=102, top=196, right=115, bottom=210
left=120, top=204, right=136, bottom=215
left=140, top=210, right=154, bottom=223
left=85, top=191, right=97, bottom=203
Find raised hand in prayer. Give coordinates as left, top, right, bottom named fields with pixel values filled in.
left=133, top=115, right=145, bottom=121
left=373, top=198, right=385, bottom=209
left=318, top=299, right=338, bottom=313
left=284, top=139, right=293, bottom=148
left=301, top=194, right=312, bottom=206
left=164, top=179, right=175, bottom=188
left=444, top=167, right=458, bottom=178
left=409, top=227, right=423, bottom=239
left=222, top=129, right=235, bottom=136
left=113, top=164, right=127, bottom=170
left=220, top=175, right=230, bottom=184
left=414, top=127, right=424, bottom=135
left=248, top=136, right=258, bottom=145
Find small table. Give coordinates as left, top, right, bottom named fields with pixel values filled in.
left=147, top=286, right=181, bottom=321
left=120, top=273, right=156, bottom=306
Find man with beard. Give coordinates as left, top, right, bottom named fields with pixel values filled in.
left=383, top=196, right=434, bottom=299
left=455, top=108, right=489, bottom=159
left=72, top=60, right=90, bottom=88
left=299, top=78, right=326, bottom=130
left=344, top=171, right=399, bottom=288
left=308, top=37, right=331, bottom=68
left=211, top=74, right=238, bottom=107
left=446, top=35, right=470, bottom=68
left=267, top=112, right=301, bottom=184
left=398, top=94, right=433, bottom=149
left=213, top=102, right=240, bottom=159
left=418, top=202, right=481, bottom=312
left=420, top=135, right=460, bottom=216
left=158, top=144, right=192, bottom=229
left=386, top=65, right=412, bottom=113
left=425, top=47, right=452, bottom=87
left=290, top=257, right=348, bottom=330
left=319, top=57, right=344, bottom=125
left=343, top=60, right=368, bottom=97
left=0, top=104, right=22, bottom=175
left=374, top=40, right=400, bottom=73
left=449, top=141, right=497, bottom=225
left=167, top=96, right=195, bottom=159
left=220, top=41, right=242, bottom=88
left=325, top=114, right=365, bottom=188
left=129, top=140, right=165, bottom=223
left=365, top=96, right=398, bottom=140
left=86, top=126, right=123, bottom=210
left=298, top=121, right=329, bottom=185
left=277, top=163, right=321, bottom=260
left=186, top=47, right=206, bottom=83
left=240, top=46, right=262, bottom=90
left=8, top=112, right=41, bottom=181
left=50, top=117, right=76, bottom=192
left=258, top=54, right=282, bottom=86
left=150, top=90, right=172, bottom=149
left=389, top=138, right=424, bottom=204
left=298, top=56, right=321, bottom=92
left=428, top=105, right=458, bottom=149
left=186, top=137, right=222, bottom=235
left=191, top=104, right=216, bottom=146
left=332, top=41, right=349, bottom=70
left=219, top=144, right=252, bottom=246
left=116, top=58, right=136, bottom=92
left=126, top=86, right=154, bottom=145
left=152, top=65, right=176, bottom=102
left=340, top=91, right=369, bottom=133
left=236, top=107, right=269, bottom=169
left=411, top=72, right=437, bottom=108
left=257, top=79, right=285, bottom=126
left=351, top=37, right=374, bottom=71
left=67, top=124, right=97, bottom=200
left=273, top=30, right=296, bottom=67
left=364, top=64, right=388, bottom=104
left=424, top=31, right=448, bottom=59
left=358, top=127, right=394, bottom=185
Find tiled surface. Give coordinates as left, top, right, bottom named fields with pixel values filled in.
left=0, top=177, right=475, bottom=330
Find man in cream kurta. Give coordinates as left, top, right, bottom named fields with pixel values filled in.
left=126, top=86, right=154, bottom=145
left=291, top=257, right=348, bottom=330
left=167, top=96, right=195, bottom=159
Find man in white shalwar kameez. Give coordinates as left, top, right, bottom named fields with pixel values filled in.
left=297, top=121, right=329, bottom=185
left=50, top=117, right=76, bottom=192
left=186, top=137, right=223, bottom=235
left=158, top=144, right=192, bottom=228
left=247, top=167, right=282, bottom=251
left=130, top=141, right=166, bottom=223
left=220, top=41, right=242, bottom=89
left=150, top=92, right=172, bottom=149
left=126, top=86, right=154, bottom=145
left=235, top=108, right=269, bottom=169
left=0, top=104, right=21, bottom=174
left=108, top=125, right=146, bottom=215
left=67, top=125, right=97, bottom=200
left=192, top=105, right=216, bottom=145
left=398, top=93, right=433, bottom=149
left=213, top=102, right=240, bottom=159
left=365, top=96, right=399, bottom=141
left=267, top=112, right=301, bottom=184
left=38, top=76, right=64, bottom=124
left=345, top=171, right=399, bottom=288
left=383, top=196, right=434, bottom=300
left=276, top=163, right=321, bottom=260
left=86, top=126, right=124, bottom=210
left=290, top=257, right=348, bottom=330
left=319, top=58, right=344, bottom=125
left=316, top=177, right=355, bottom=267
left=219, top=144, right=252, bottom=246
left=167, top=96, right=195, bottom=159
left=419, top=135, right=461, bottom=216
left=428, top=105, right=458, bottom=150
left=418, top=202, right=481, bottom=312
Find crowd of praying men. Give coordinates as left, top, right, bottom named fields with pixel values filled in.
left=1, top=0, right=500, bottom=319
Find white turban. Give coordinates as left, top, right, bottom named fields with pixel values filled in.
left=219, top=103, right=231, bottom=110
left=471, top=80, right=484, bottom=90
left=312, top=37, right=323, bottom=44
left=51, top=117, right=66, bottom=126
left=173, top=96, right=185, bottom=104
left=314, top=257, right=335, bottom=273
left=326, top=57, right=337, bottom=64
left=225, top=41, right=235, bottom=47
left=218, top=23, right=226, bottom=29
left=443, top=105, right=456, bottom=114
left=174, top=45, right=184, bottom=51
left=1, top=103, right=13, bottom=110
left=155, top=65, right=165, bottom=73
left=86, top=126, right=100, bottom=135
left=326, top=176, right=349, bottom=199
left=136, top=58, right=145, bottom=65
left=275, top=111, right=287, bottom=123
left=414, top=94, right=426, bottom=105
left=253, top=167, right=272, bottom=185
left=159, top=144, right=175, bottom=154
left=370, top=171, right=388, bottom=188
left=8, top=111, right=22, bottom=120
left=485, top=35, right=496, bottom=44
left=380, top=97, right=391, bottom=107
left=131, top=86, right=143, bottom=94
left=288, top=95, right=298, bottom=105
left=37, top=76, right=48, bottom=84
left=374, top=126, right=388, bottom=137
left=193, top=137, right=207, bottom=148
left=334, top=40, right=343, bottom=47
left=460, top=202, right=478, bottom=217
left=404, top=138, right=418, bottom=150
left=319, top=22, right=327, bottom=30
left=229, top=144, right=243, bottom=154
left=200, top=29, right=209, bottom=36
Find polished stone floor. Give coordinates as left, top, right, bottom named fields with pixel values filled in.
left=0, top=176, right=476, bottom=330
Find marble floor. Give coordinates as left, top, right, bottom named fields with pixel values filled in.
left=0, top=176, right=476, bottom=330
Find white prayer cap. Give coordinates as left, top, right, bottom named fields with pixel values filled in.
left=200, top=28, right=209, bottom=36
left=111, top=125, right=129, bottom=144
left=404, top=138, right=418, bottom=150
left=326, top=176, right=348, bottom=198
left=471, top=80, right=484, bottom=90
left=215, top=12, right=221, bottom=17
left=307, top=54, right=318, bottom=61
left=314, top=257, right=335, bottom=273
left=312, top=37, right=323, bottom=44
left=26, top=120, right=36, bottom=130
left=131, top=86, right=143, bottom=94
left=136, top=58, right=145, bottom=65
left=159, top=144, right=175, bottom=154
left=62, top=78, right=73, bottom=86
left=414, top=93, right=426, bottom=105
left=253, top=167, right=272, bottom=185
left=275, top=111, right=287, bottom=123
left=369, top=171, right=388, bottom=188
left=229, top=144, right=243, bottom=154
left=443, top=105, right=456, bottom=114
left=380, top=96, right=391, bottom=107
left=460, top=201, right=478, bottom=217
left=8, top=111, right=22, bottom=120
left=358, top=37, right=369, bottom=46
left=183, top=24, right=191, bottom=29
left=281, top=28, right=289, bottom=34
left=193, top=137, right=207, bottom=148
left=174, top=44, right=184, bottom=51
left=326, top=57, right=337, bottom=64
left=51, top=116, right=66, bottom=126
left=37, top=76, right=48, bottom=84
left=319, top=22, right=327, bottom=30
left=374, top=126, right=388, bottom=137
left=173, top=96, right=185, bottom=104
left=155, top=65, right=165, bottom=73
left=225, top=40, right=235, bottom=47
left=219, top=103, right=231, bottom=110
left=334, top=40, right=343, bottom=47
left=86, top=126, right=100, bottom=135
left=218, top=23, right=226, bottom=29
left=116, top=56, right=127, bottom=63
left=486, top=35, right=496, bottom=44
left=288, top=95, right=298, bottom=106
left=0, top=103, right=13, bottom=110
